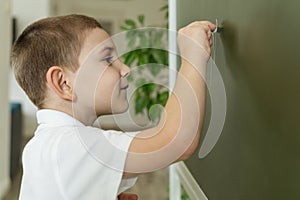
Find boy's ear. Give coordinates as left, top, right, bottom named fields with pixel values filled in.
left=46, top=66, right=74, bottom=101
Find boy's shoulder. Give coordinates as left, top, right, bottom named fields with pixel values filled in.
left=35, top=109, right=138, bottom=150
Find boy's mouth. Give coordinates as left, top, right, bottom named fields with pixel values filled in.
left=121, top=85, right=129, bottom=90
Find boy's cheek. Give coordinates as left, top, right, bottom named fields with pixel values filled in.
left=73, top=64, right=105, bottom=94
left=94, top=84, right=113, bottom=112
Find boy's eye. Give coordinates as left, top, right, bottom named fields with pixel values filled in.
left=102, top=56, right=114, bottom=65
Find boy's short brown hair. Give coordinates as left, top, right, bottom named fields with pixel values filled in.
left=11, top=14, right=102, bottom=108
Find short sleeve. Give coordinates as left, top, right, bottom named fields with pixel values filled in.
left=56, top=126, right=139, bottom=200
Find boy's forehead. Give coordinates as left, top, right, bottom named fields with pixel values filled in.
left=79, top=28, right=114, bottom=64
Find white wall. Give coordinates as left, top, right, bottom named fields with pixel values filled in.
left=10, top=0, right=50, bottom=137
left=0, top=0, right=12, bottom=197
left=52, top=0, right=167, bottom=34
left=12, top=0, right=50, bottom=33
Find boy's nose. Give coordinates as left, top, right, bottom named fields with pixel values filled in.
left=120, top=63, right=131, bottom=78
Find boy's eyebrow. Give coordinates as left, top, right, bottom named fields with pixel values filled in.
left=93, top=45, right=116, bottom=58
left=101, top=46, right=115, bottom=53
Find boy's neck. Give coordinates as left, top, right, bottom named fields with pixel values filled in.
left=71, top=106, right=98, bottom=126
left=43, top=104, right=97, bottom=126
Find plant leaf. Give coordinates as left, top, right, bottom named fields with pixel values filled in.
left=127, top=74, right=133, bottom=82
left=148, top=104, right=163, bottom=122
left=151, top=50, right=164, bottom=64
left=125, top=19, right=136, bottom=29
left=139, top=32, right=148, bottom=47
left=158, top=91, right=169, bottom=106
left=142, top=83, right=156, bottom=94
left=138, top=15, right=145, bottom=25
left=160, top=4, right=168, bottom=11
left=120, top=25, right=129, bottom=30
left=135, top=94, right=147, bottom=114
left=127, top=30, right=137, bottom=39
left=165, top=11, right=169, bottom=19
left=124, top=52, right=136, bottom=66
left=138, top=53, right=149, bottom=65
left=135, top=77, right=146, bottom=87
left=128, top=37, right=136, bottom=48
left=149, top=64, right=161, bottom=76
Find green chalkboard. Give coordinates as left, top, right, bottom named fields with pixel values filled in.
left=175, top=0, right=300, bottom=199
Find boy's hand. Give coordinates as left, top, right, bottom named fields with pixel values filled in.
left=118, top=193, right=138, bottom=200
left=177, top=21, right=216, bottom=65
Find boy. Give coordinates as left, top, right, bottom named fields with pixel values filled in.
left=12, top=14, right=215, bottom=199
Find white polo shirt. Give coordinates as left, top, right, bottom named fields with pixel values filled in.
left=19, top=109, right=138, bottom=200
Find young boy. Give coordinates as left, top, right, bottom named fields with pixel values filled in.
left=12, top=14, right=215, bottom=200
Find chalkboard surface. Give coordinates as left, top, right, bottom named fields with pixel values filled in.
left=175, top=0, right=300, bottom=199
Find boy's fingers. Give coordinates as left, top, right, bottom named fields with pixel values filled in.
left=187, top=20, right=216, bottom=32
left=208, top=23, right=217, bottom=32
left=207, top=31, right=212, bottom=39
left=200, top=20, right=217, bottom=31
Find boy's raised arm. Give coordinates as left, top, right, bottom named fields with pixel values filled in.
left=124, top=21, right=216, bottom=174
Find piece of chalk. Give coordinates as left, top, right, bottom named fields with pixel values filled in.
left=212, top=26, right=224, bottom=33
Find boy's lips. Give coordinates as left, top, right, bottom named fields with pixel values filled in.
left=121, top=85, right=129, bottom=90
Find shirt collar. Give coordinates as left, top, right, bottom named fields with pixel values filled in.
left=36, top=109, right=85, bottom=127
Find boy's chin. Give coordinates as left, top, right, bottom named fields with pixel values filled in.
left=111, top=102, right=129, bottom=114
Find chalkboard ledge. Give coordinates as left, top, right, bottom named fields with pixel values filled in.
left=173, top=162, right=207, bottom=200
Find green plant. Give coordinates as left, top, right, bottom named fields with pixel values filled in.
left=120, top=4, right=169, bottom=122
left=165, top=185, right=192, bottom=200
left=181, top=187, right=192, bottom=200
